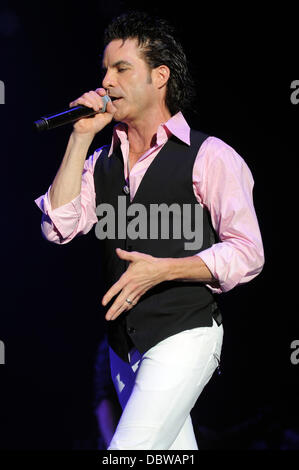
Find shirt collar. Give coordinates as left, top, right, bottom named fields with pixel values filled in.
left=108, top=111, right=190, bottom=157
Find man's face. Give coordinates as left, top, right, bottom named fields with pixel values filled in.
left=102, top=38, right=156, bottom=123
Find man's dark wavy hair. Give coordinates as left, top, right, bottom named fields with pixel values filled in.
left=103, top=11, right=196, bottom=116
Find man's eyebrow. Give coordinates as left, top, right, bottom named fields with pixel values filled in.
left=102, top=60, right=133, bottom=71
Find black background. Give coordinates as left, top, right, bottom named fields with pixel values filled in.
left=0, top=0, right=298, bottom=451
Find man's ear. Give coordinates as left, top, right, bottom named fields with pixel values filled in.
left=153, top=65, right=170, bottom=89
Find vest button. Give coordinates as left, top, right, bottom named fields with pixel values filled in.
left=123, top=185, right=130, bottom=195
left=128, top=327, right=136, bottom=334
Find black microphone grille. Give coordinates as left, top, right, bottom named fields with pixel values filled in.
left=34, top=118, right=48, bottom=132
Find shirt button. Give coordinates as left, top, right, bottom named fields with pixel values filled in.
left=128, top=327, right=136, bottom=334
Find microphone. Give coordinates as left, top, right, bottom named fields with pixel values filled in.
left=34, top=95, right=111, bottom=131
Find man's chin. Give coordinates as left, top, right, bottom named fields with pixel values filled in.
left=112, top=110, right=128, bottom=123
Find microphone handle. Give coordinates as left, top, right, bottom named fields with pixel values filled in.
left=34, top=95, right=111, bottom=131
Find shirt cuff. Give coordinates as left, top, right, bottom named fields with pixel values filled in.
left=195, top=250, right=225, bottom=294
left=34, top=186, right=82, bottom=240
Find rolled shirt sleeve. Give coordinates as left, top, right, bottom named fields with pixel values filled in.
left=34, top=148, right=101, bottom=244
left=193, top=136, right=265, bottom=294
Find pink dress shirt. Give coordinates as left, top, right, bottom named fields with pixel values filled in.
left=34, top=112, right=264, bottom=294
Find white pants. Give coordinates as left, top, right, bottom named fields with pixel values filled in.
left=107, top=318, right=224, bottom=450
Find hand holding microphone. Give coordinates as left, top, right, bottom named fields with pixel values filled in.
left=34, top=88, right=117, bottom=136
left=70, top=88, right=117, bottom=136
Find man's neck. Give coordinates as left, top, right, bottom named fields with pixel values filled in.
left=126, top=107, right=172, bottom=154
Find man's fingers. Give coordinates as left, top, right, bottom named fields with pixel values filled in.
left=101, top=250, right=138, bottom=305
left=106, top=287, right=136, bottom=315
left=69, top=90, right=108, bottom=112
left=105, top=294, right=131, bottom=321
left=95, top=87, right=108, bottom=97
left=116, top=247, right=136, bottom=261
left=105, top=286, right=144, bottom=321
left=102, top=279, right=124, bottom=306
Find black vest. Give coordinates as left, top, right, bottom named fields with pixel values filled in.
left=94, top=129, right=222, bottom=363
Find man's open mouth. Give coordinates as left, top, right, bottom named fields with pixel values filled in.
left=110, top=96, right=122, bottom=103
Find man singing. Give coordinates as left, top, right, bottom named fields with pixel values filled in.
left=35, top=11, right=264, bottom=449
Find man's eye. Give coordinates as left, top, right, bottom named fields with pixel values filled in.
left=118, top=68, right=127, bottom=73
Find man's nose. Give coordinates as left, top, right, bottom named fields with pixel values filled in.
left=102, top=70, right=116, bottom=89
